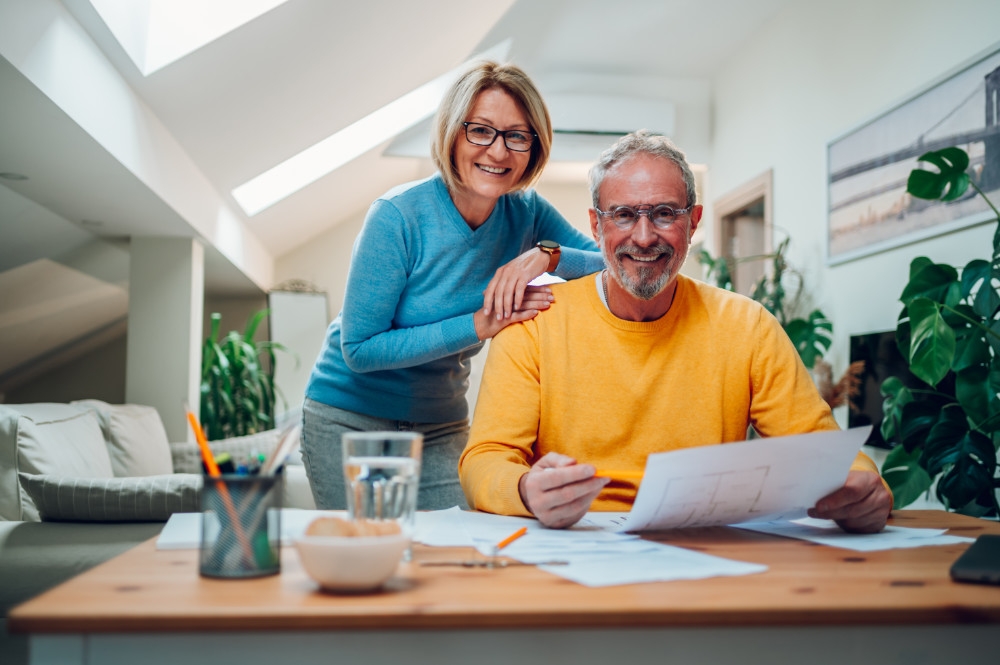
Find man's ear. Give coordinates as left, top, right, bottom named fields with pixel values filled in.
left=689, top=205, right=703, bottom=234
left=589, top=208, right=601, bottom=244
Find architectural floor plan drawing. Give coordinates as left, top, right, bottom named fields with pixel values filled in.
left=614, top=427, right=872, bottom=532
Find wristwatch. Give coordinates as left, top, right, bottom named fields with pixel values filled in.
left=536, top=240, right=561, bottom=273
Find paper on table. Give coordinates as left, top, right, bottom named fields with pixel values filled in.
left=611, top=426, right=871, bottom=532
left=157, top=508, right=345, bottom=549
left=537, top=542, right=767, bottom=587
left=422, top=508, right=765, bottom=587
left=734, top=517, right=976, bottom=551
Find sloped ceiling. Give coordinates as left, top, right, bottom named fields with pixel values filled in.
left=0, top=0, right=788, bottom=394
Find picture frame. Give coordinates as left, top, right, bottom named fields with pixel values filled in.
left=826, top=42, right=1000, bottom=265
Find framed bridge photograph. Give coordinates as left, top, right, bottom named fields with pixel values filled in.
left=826, top=42, right=1000, bottom=264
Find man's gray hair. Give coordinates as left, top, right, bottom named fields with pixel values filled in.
left=588, top=130, right=697, bottom=208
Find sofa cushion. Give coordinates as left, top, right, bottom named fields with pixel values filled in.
left=18, top=472, right=202, bottom=522
left=0, top=404, right=114, bottom=521
left=170, top=429, right=285, bottom=474
left=72, top=400, right=173, bottom=477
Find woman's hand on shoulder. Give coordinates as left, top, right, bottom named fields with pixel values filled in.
left=473, top=285, right=553, bottom=340
left=482, top=248, right=553, bottom=319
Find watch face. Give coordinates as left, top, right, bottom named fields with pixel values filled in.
left=538, top=240, right=559, bottom=250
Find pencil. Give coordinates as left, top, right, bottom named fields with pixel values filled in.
left=186, top=409, right=256, bottom=565
left=495, top=526, right=528, bottom=551
left=594, top=469, right=645, bottom=481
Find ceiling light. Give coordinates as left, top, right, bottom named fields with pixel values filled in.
left=231, top=40, right=511, bottom=217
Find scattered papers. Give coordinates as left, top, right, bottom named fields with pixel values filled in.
left=613, top=427, right=871, bottom=531
left=417, top=508, right=766, bottom=587
left=735, top=517, right=975, bottom=551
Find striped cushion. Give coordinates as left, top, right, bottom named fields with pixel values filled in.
left=17, top=472, right=202, bottom=522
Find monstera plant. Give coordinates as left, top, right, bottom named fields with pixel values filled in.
left=700, top=237, right=836, bottom=380
left=879, top=147, right=1000, bottom=517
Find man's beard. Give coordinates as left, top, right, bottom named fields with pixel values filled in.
left=605, top=242, right=675, bottom=301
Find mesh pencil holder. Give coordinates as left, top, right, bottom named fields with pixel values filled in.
left=199, top=471, right=283, bottom=579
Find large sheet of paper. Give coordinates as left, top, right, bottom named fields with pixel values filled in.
left=611, top=426, right=871, bottom=532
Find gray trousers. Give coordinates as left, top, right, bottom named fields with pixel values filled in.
left=300, top=398, right=470, bottom=511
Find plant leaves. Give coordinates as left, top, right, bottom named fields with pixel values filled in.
left=955, top=365, right=990, bottom=430
left=199, top=309, right=288, bottom=439
left=907, top=297, right=955, bottom=386
left=900, top=262, right=960, bottom=306
left=879, top=376, right=911, bottom=444
left=953, top=329, right=990, bottom=373
left=906, top=148, right=970, bottom=201
left=898, top=399, right=946, bottom=453
left=919, top=405, right=972, bottom=477
left=933, top=429, right=996, bottom=512
left=784, top=309, right=833, bottom=370
left=881, top=445, right=932, bottom=509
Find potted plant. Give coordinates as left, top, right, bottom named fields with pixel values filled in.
left=200, top=309, right=292, bottom=440
left=699, top=237, right=862, bottom=409
left=879, top=147, right=1000, bottom=517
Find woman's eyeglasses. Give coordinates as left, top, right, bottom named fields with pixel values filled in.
left=463, top=122, right=536, bottom=152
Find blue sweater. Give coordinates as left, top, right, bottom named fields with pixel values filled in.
left=305, top=174, right=602, bottom=423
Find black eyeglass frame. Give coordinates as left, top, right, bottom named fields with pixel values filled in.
left=462, top=122, right=537, bottom=152
left=594, top=204, right=693, bottom=230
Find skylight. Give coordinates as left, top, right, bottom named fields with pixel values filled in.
left=89, top=0, right=289, bottom=76
left=231, top=40, right=511, bottom=217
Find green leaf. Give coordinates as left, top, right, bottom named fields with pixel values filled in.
left=908, top=256, right=934, bottom=281
left=882, top=445, right=932, bottom=509
left=953, top=330, right=990, bottom=373
left=920, top=405, right=973, bottom=477
left=894, top=311, right=912, bottom=360
left=907, top=297, right=955, bottom=386
left=900, top=262, right=960, bottom=306
left=955, top=365, right=990, bottom=432
left=959, top=259, right=998, bottom=319
left=933, top=429, right=996, bottom=512
left=783, top=309, right=833, bottom=369
left=894, top=399, right=944, bottom=453
left=879, top=376, right=912, bottom=444
left=906, top=148, right=971, bottom=201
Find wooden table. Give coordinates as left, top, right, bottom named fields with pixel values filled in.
left=9, top=511, right=1000, bottom=665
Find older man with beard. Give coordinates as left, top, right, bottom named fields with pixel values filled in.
left=458, top=130, right=891, bottom=533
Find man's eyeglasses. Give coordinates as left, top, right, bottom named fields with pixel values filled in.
left=595, top=204, right=692, bottom=230
left=463, top=122, right=536, bottom=152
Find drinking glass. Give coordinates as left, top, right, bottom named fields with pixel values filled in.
left=342, top=431, right=422, bottom=559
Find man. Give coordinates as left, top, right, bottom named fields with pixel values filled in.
left=458, top=130, right=892, bottom=533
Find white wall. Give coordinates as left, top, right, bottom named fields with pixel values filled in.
left=711, top=0, right=1000, bottom=389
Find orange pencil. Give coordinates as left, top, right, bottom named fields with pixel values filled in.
left=495, top=526, right=528, bottom=551
left=187, top=409, right=255, bottom=564
left=594, top=469, right=644, bottom=481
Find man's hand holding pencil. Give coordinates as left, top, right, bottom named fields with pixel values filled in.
left=518, top=452, right=611, bottom=529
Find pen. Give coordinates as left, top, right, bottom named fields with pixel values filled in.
left=495, top=526, right=528, bottom=551
left=594, top=469, right=644, bottom=481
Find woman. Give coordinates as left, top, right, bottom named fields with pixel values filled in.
left=301, top=60, right=604, bottom=510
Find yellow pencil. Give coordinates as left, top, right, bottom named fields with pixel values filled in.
left=594, top=469, right=645, bottom=481
left=495, top=526, right=528, bottom=551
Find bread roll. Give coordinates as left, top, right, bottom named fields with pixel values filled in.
left=304, top=516, right=401, bottom=537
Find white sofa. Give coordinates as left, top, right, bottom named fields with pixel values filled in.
left=0, top=400, right=315, bottom=664
left=0, top=400, right=314, bottom=522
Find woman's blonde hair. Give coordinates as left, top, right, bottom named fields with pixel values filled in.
left=431, top=60, right=552, bottom=193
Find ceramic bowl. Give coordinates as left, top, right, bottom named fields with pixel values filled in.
left=295, top=533, right=410, bottom=592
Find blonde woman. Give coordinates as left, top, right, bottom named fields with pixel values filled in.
left=301, top=61, right=603, bottom=510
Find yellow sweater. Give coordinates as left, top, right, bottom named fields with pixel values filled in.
left=459, top=273, right=879, bottom=515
